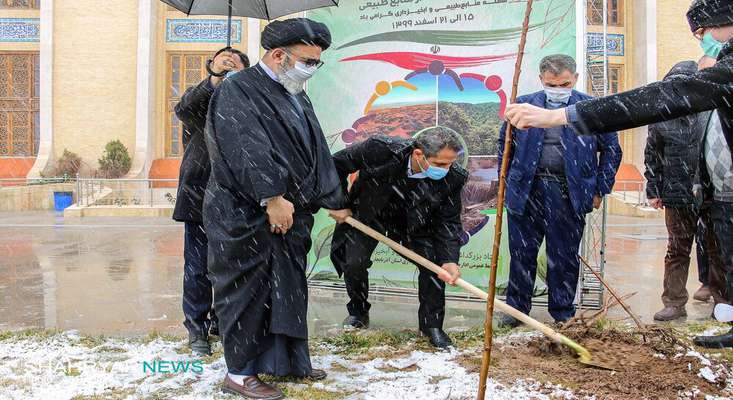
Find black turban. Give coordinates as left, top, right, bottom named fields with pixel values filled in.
left=261, top=18, right=332, bottom=51
left=687, top=0, right=733, bottom=32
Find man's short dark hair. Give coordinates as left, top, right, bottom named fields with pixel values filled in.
left=414, top=126, right=463, bottom=158
left=214, top=47, right=250, bottom=68
left=539, top=54, right=577, bottom=75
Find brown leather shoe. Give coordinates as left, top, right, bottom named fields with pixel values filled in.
left=653, top=306, right=687, bottom=321
left=221, top=375, right=284, bottom=400
left=693, top=285, right=712, bottom=302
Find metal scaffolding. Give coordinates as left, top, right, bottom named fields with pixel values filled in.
left=578, top=0, right=609, bottom=310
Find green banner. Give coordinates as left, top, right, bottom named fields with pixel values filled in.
left=306, top=0, right=576, bottom=294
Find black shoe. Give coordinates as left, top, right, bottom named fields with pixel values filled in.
left=189, top=332, right=212, bottom=356
left=421, top=328, right=454, bottom=349
left=274, top=368, right=328, bottom=382
left=342, top=314, right=369, bottom=329
left=306, top=368, right=328, bottom=381
left=209, top=320, right=219, bottom=337
left=495, top=313, right=521, bottom=329
left=693, top=328, right=733, bottom=349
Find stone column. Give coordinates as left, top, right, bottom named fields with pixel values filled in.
left=27, top=0, right=53, bottom=178
left=247, top=17, right=261, bottom=65
left=127, top=0, right=157, bottom=178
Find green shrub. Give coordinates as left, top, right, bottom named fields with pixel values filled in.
left=98, top=140, right=131, bottom=178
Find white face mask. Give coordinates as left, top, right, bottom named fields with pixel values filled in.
left=286, top=61, right=318, bottom=82
left=544, top=86, right=572, bottom=104
left=277, top=58, right=318, bottom=95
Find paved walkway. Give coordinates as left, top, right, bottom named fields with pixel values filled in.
left=0, top=211, right=715, bottom=337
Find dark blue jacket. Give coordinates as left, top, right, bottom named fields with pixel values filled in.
left=498, top=90, right=622, bottom=215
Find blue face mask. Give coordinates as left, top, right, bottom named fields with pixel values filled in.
left=225, top=70, right=239, bottom=79
left=412, top=155, right=449, bottom=180
left=425, top=165, right=449, bottom=180
left=701, top=32, right=724, bottom=58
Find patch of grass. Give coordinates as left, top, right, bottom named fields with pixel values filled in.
left=704, top=348, right=733, bottom=364
left=0, top=328, right=62, bottom=342
left=451, top=326, right=485, bottom=347
left=492, top=323, right=520, bottom=338
left=315, top=325, right=525, bottom=360
left=429, top=375, right=449, bottom=385
left=95, top=345, right=127, bottom=353
left=375, top=362, right=419, bottom=373
left=0, top=376, right=32, bottom=391
left=199, top=345, right=225, bottom=364
left=326, top=362, right=352, bottom=373
left=70, top=387, right=137, bottom=400
left=141, top=331, right=184, bottom=344
left=76, top=334, right=106, bottom=348
left=280, top=384, right=352, bottom=400
left=138, top=382, right=198, bottom=400
left=679, top=321, right=729, bottom=335
left=590, top=317, right=629, bottom=332
left=319, top=330, right=419, bottom=354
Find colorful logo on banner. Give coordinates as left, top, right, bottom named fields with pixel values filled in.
left=307, top=0, right=576, bottom=293
left=0, top=18, right=40, bottom=42
left=166, top=19, right=241, bottom=43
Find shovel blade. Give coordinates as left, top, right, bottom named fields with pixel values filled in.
left=563, top=337, right=619, bottom=371
left=579, top=358, right=619, bottom=371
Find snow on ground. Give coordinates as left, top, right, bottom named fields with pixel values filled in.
left=0, top=330, right=573, bottom=400
left=311, top=348, right=574, bottom=400
left=3, top=329, right=732, bottom=400
left=682, top=349, right=733, bottom=397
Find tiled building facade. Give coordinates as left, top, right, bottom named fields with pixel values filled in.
left=0, top=0, right=705, bottom=181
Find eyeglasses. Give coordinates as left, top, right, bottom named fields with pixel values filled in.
left=282, top=49, right=324, bottom=69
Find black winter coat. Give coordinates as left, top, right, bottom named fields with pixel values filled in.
left=331, top=135, right=468, bottom=265
left=172, top=78, right=214, bottom=223
left=203, top=65, right=344, bottom=366
left=644, top=62, right=708, bottom=206
left=572, top=38, right=733, bottom=159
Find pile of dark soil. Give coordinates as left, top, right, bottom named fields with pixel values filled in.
left=458, top=326, right=731, bottom=399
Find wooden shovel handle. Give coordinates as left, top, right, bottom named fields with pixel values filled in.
left=344, top=216, right=569, bottom=344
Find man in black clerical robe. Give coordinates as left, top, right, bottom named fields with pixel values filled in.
left=203, top=18, right=350, bottom=399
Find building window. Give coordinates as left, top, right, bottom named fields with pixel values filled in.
left=0, top=0, right=40, bottom=9
left=608, top=64, right=623, bottom=94
left=0, top=52, right=39, bottom=157
left=166, top=52, right=208, bottom=157
left=587, top=0, right=623, bottom=26
left=586, top=63, right=624, bottom=97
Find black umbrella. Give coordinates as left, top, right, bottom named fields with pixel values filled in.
left=161, top=0, right=339, bottom=46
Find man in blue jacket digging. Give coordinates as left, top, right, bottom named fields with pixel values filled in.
left=497, top=54, right=622, bottom=327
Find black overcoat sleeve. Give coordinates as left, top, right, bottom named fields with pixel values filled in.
left=332, top=136, right=400, bottom=194
left=572, top=46, right=733, bottom=136
left=175, top=78, right=214, bottom=148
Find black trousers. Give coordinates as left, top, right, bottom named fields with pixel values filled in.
left=331, top=220, right=446, bottom=330
left=182, top=221, right=217, bottom=337
left=711, top=201, right=733, bottom=304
